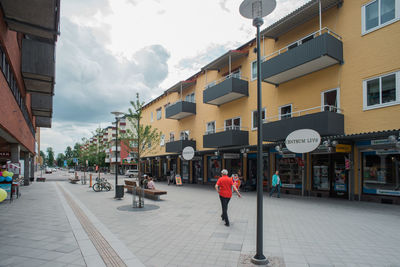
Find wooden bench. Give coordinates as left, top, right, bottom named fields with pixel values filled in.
left=69, top=177, right=80, bottom=184
left=143, top=189, right=167, bottom=201
left=124, top=180, right=137, bottom=193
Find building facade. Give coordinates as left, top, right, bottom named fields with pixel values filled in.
left=0, top=1, right=60, bottom=184
left=140, top=0, right=400, bottom=204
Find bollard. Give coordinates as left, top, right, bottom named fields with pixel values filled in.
left=90, top=174, right=92, bottom=187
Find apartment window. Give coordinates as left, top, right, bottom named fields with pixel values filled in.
left=362, top=0, right=398, bottom=34
left=156, top=108, right=162, bottom=120
left=185, top=93, right=195, bottom=103
left=160, top=134, right=165, bottom=146
left=251, top=60, right=257, bottom=80
left=321, top=88, right=340, bottom=112
left=206, top=121, right=215, bottom=134
left=170, top=132, right=175, bottom=142
left=363, top=71, right=399, bottom=110
left=280, top=104, right=292, bottom=120
left=252, top=108, right=266, bottom=130
left=225, top=117, right=241, bottom=131
left=164, top=102, right=170, bottom=110
left=180, top=130, right=189, bottom=140
left=150, top=112, right=153, bottom=122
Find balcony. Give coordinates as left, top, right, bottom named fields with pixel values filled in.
left=31, top=92, right=52, bottom=117
left=22, top=39, right=55, bottom=94
left=166, top=139, right=196, bottom=153
left=203, top=74, right=248, bottom=106
left=35, top=116, right=51, bottom=128
left=203, top=127, right=249, bottom=148
left=261, top=28, right=343, bottom=85
left=0, top=0, right=60, bottom=41
left=165, top=101, right=196, bottom=120
left=262, top=106, right=344, bottom=142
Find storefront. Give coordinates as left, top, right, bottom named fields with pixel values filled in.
left=181, top=159, right=189, bottom=182
left=192, top=156, right=203, bottom=184
left=311, top=150, right=349, bottom=198
left=275, top=153, right=303, bottom=194
left=223, top=153, right=241, bottom=176
left=207, top=155, right=221, bottom=183
left=358, top=139, right=400, bottom=204
left=247, top=153, right=268, bottom=191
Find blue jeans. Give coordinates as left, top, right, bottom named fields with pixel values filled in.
left=269, top=184, right=281, bottom=197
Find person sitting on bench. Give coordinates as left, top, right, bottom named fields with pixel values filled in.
left=147, top=177, right=156, bottom=189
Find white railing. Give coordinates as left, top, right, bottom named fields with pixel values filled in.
left=205, top=126, right=248, bottom=135
left=204, top=73, right=248, bottom=90
left=265, top=105, right=343, bottom=123
left=262, top=27, right=342, bottom=62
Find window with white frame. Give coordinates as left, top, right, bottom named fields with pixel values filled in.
left=279, top=105, right=292, bottom=120
left=252, top=108, right=266, bottom=130
left=363, top=71, right=399, bottom=110
left=206, top=121, right=215, bottom=134
left=156, top=108, right=162, bottom=120
left=321, top=88, right=340, bottom=112
left=160, top=134, right=165, bottom=146
left=150, top=112, right=153, bottom=122
left=169, top=132, right=175, bottom=142
left=185, top=93, right=195, bottom=103
left=251, top=61, right=257, bottom=80
left=180, top=130, right=189, bottom=140
left=362, top=0, right=399, bottom=34
left=225, top=117, right=241, bottom=131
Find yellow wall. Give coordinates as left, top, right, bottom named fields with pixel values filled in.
left=141, top=1, right=400, bottom=158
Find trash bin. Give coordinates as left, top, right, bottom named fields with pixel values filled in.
left=116, top=185, right=124, bottom=199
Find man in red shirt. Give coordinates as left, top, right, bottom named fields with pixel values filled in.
left=215, top=169, right=241, bottom=226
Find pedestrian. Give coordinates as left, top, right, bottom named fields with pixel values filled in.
left=168, top=168, right=175, bottom=185
left=269, top=170, right=281, bottom=198
left=215, top=169, right=241, bottom=227
left=147, top=177, right=156, bottom=189
left=232, top=174, right=241, bottom=192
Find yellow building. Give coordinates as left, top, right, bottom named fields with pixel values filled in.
left=141, top=0, right=400, bottom=204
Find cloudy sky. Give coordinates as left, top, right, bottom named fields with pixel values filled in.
left=41, top=0, right=309, bottom=155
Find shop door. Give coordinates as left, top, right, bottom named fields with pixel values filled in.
left=192, top=160, right=202, bottom=184
left=247, top=156, right=257, bottom=190
left=331, top=154, right=349, bottom=198
left=182, top=160, right=189, bottom=183
left=312, top=154, right=348, bottom=198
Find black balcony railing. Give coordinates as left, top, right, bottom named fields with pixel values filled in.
left=203, top=127, right=249, bottom=148
left=203, top=74, right=248, bottom=106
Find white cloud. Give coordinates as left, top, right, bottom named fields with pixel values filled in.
left=44, top=0, right=311, bottom=154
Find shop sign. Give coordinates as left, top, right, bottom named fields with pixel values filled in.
left=335, top=144, right=351, bottom=153
left=281, top=184, right=296, bottom=188
left=182, top=146, right=194, bottom=161
left=376, top=150, right=400, bottom=155
left=282, top=154, right=296, bottom=158
left=371, top=139, right=390, bottom=145
left=285, top=129, right=321, bottom=153
left=223, top=153, right=240, bottom=159
left=192, top=156, right=202, bottom=161
left=376, top=189, right=400, bottom=196
left=0, top=152, right=10, bottom=158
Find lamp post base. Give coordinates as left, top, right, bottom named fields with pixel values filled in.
left=251, top=256, right=269, bottom=265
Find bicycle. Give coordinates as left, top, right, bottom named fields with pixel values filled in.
left=92, top=177, right=112, bottom=192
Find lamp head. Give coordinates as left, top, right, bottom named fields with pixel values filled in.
left=111, top=111, right=124, bottom=117
left=239, top=0, right=276, bottom=19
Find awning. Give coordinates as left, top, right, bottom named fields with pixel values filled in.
left=201, top=50, right=248, bottom=71
left=165, top=79, right=196, bottom=94
left=261, top=0, right=343, bottom=39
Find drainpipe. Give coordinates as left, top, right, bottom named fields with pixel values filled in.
left=319, top=0, right=322, bottom=34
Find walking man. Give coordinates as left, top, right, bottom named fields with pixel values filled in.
left=215, top=169, right=241, bottom=227
left=269, top=170, right=281, bottom=198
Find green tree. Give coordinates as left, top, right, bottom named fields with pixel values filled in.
left=65, top=146, right=73, bottom=160
left=39, top=150, right=45, bottom=166
left=123, top=93, right=161, bottom=187
left=46, top=147, right=55, bottom=167
left=56, top=153, right=65, bottom=167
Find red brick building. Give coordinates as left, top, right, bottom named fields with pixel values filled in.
left=0, top=1, right=60, bottom=184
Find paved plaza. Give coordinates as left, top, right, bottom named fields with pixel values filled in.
left=1, top=171, right=400, bottom=267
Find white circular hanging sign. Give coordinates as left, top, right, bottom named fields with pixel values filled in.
left=285, top=129, right=321, bottom=153
left=182, top=146, right=195, bottom=161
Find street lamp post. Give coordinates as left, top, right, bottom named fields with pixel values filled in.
left=239, top=0, right=276, bottom=265
left=111, top=111, right=124, bottom=198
